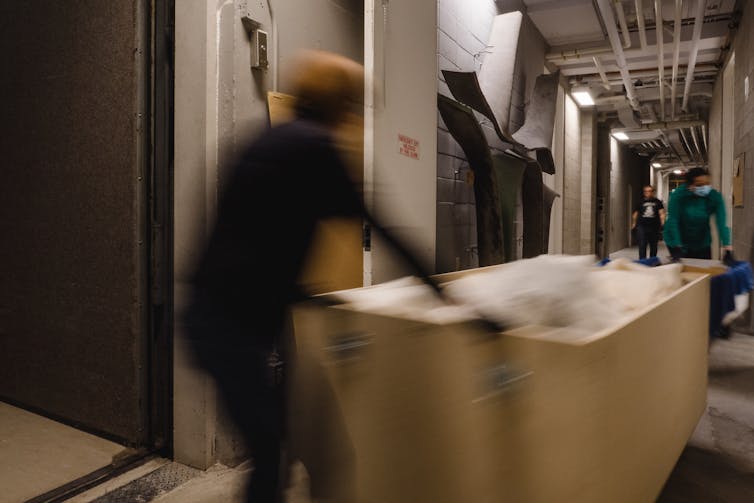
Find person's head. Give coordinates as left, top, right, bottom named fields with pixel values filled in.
left=289, top=50, right=364, bottom=127
left=642, top=185, right=655, bottom=198
left=685, top=167, right=712, bottom=196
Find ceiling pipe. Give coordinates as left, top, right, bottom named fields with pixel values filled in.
left=678, top=128, right=699, bottom=163
left=678, top=128, right=696, bottom=162
left=636, top=0, right=648, bottom=49
left=618, top=119, right=706, bottom=130
left=655, top=0, right=665, bottom=120
left=701, top=123, right=708, bottom=152
left=615, top=0, right=633, bottom=48
left=670, top=0, right=683, bottom=119
left=595, top=0, right=641, bottom=111
left=681, top=0, right=707, bottom=112
left=570, top=64, right=719, bottom=84
left=661, top=131, right=687, bottom=165
left=593, top=56, right=613, bottom=90
left=689, top=125, right=704, bottom=161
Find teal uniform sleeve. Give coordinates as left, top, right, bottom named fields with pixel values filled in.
left=664, top=188, right=683, bottom=248
left=712, top=190, right=731, bottom=246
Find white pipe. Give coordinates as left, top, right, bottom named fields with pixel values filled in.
left=670, top=0, right=682, bottom=119
left=689, top=126, right=704, bottom=160
left=570, top=64, right=719, bottom=84
left=596, top=0, right=640, bottom=110
left=266, top=0, right=278, bottom=91
left=593, top=56, right=612, bottom=90
left=636, top=0, right=648, bottom=49
left=655, top=0, right=665, bottom=120
left=546, top=46, right=613, bottom=62
left=682, top=0, right=707, bottom=112
left=615, top=0, right=632, bottom=48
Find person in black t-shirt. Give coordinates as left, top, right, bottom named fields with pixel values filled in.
left=631, top=185, right=666, bottom=259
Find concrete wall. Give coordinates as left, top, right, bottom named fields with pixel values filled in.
left=607, top=137, right=649, bottom=254
left=436, top=0, right=499, bottom=272
left=562, top=94, right=582, bottom=254
left=580, top=110, right=597, bottom=255
left=174, top=0, right=363, bottom=468
left=546, top=85, right=566, bottom=254
left=436, top=3, right=548, bottom=271
left=731, top=1, right=754, bottom=267
left=366, top=0, right=438, bottom=283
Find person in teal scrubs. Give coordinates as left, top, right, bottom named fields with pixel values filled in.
left=664, top=167, right=732, bottom=260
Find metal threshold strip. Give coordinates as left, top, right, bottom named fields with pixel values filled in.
left=23, top=452, right=155, bottom=503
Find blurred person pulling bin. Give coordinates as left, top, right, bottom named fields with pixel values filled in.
left=631, top=185, right=665, bottom=259
left=664, top=167, right=732, bottom=261
left=183, top=50, right=440, bottom=502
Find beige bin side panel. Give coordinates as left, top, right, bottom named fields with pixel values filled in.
left=290, top=272, right=709, bottom=503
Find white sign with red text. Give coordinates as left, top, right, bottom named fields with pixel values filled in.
left=398, top=133, right=419, bottom=160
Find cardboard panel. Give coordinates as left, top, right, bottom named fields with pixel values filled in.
left=292, top=267, right=709, bottom=501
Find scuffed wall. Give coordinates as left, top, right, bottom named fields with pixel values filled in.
left=562, top=94, right=582, bottom=254
left=731, top=1, right=754, bottom=267
left=608, top=137, right=649, bottom=254
left=436, top=2, right=547, bottom=272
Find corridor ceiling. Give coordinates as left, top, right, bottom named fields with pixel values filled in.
left=515, top=0, right=740, bottom=169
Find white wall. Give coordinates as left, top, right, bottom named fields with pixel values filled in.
left=580, top=110, right=597, bottom=255
left=365, top=0, right=438, bottom=284
left=562, top=93, right=582, bottom=254
left=546, top=85, right=565, bottom=253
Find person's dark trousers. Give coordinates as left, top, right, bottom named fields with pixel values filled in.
left=685, top=247, right=712, bottom=259
left=636, top=226, right=659, bottom=259
left=184, top=294, right=287, bottom=503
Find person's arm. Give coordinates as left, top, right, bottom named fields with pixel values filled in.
left=659, top=208, right=666, bottom=227
left=663, top=190, right=682, bottom=249
left=631, top=210, right=638, bottom=229
left=712, top=190, right=732, bottom=249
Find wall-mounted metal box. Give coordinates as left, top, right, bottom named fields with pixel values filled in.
left=251, top=29, right=268, bottom=69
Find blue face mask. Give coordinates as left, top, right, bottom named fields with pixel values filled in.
left=692, top=185, right=712, bottom=197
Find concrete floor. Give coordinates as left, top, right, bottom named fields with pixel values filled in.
left=657, top=331, right=754, bottom=502
left=0, top=402, right=126, bottom=503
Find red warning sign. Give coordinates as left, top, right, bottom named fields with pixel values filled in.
left=398, top=133, right=420, bottom=160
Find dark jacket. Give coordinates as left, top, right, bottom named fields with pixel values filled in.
left=190, top=119, right=435, bottom=348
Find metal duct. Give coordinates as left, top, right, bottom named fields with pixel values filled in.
left=595, top=0, right=641, bottom=111
left=682, top=0, right=708, bottom=112
left=670, top=0, right=683, bottom=119
left=655, top=0, right=665, bottom=120
left=636, top=0, right=648, bottom=49
left=615, top=0, right=632, bottom=48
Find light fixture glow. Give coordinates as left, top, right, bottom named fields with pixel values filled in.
left=572, top=91, right=594, bottom=106
left=673, top=169, right=683, bottom=174
left=651, top=162, right=662, bottom=168
left=613, top=131, right=629, bottom=141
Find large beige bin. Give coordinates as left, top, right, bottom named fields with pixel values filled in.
left=289, top=267, right=710, bottom=503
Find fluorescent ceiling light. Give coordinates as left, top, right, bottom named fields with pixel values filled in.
left=613, top=131, right=629, bottom=141
left=673, top=169, right=683, bottom=174
left=572, top=91, right=594, bottom=106
left=652, top=162, right=662, bottom=168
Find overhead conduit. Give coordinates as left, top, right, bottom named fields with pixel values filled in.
left=670, top=0, right=682, bottom=119
left=682, top=0, right=707, bottom=112
left=655, top=0, right=665, bottom=120
left=595, top=0, right=641, bottom=111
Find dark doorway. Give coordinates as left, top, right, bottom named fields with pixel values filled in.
left=0, top=0, right=174, bottom=497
